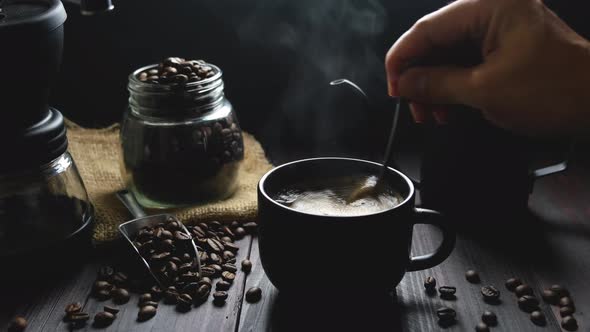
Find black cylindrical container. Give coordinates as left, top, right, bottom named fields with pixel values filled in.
left=0, top=0, right=66, bottom=129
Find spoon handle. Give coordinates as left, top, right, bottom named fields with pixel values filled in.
left=116, top=189, right=147, bottom=219
left=380, top=97, right=402, bottom=178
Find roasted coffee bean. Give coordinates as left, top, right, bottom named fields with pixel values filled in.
left=436, top=307, right=456, bottom=326
left=505, top=277, right=522, bottom=292
left=518, top=295, right=540, bottom=312
left=180, top=272, right=199, bottom=283
left=200, top=266, right=216, bottom=278
left=475, top=322, right=489, bottom=332
left=216, top=280, right=231, bottom=291
left=176, top=293, right=193, bottom=312
left=159, top=229, right=173, bottom=240
left=93, top=311, right=115, bottom=327
left=93, top=280, right=113, bottom=292
left=245, top=287, right=262, bottom=303
left=221, top=236, right=233, bottom=243
left=210, top=221, right=222, bottom=229
left=166, top=220, right=182, bottom=231
left=150, top=285, right=163, bottom=301
left=143, top=301, right=160, bottom=309
left=223, top=251, right=235, bottom=261
left=530, top=310, right=546, bottom=326
left=481, top=311, right=497, bottom=326
left=242, top=222, right=257, bottom=232
left=213, top=291, right=228, bottom=305
left=8, top=316, right=27, bottom=332
left=234, top=227, right=246, bottom=239
left=111, top=288, right=130, bottom=304
left=222, top=271, right=236, bottom=282
left=207, top=238, right=224, bottom=253
left=65, top=302, right=82, bottom=315
left=138, top=293, right=152, bottom=305
left=560, top=306, right=575, bottom=317
left=178, top=262, right=193, bottom=274
left=465, top=270, right=480, bottom=283
left=103, top=306, right=120, bottom=315
left=481, top=285, right=500, bottom=303
left=550, top=284, right=569, bottom=298
left=138, top=305, right=157, bottom=322
left=242, top=259, right=252, bottom=273
left=151, top=252, right=171, bottom=263
left=95, top=289, right=112, bottom=301
left=68, top=312, right=90, bottom=323
left=424, top=277, right=436, bottom=292
left=164, top=288, right=179, bottom=304
left=221, top=226, right=234, bottom=237
left=199, top=277, right=212, bottom=286
left=561, top=316, right=578, bottom=331
left=97, top=266, right=115, bottom=281
left=112, top=272, right=129, bottom=286
left=559, top=297, right=575, bottom=308
left=222, top=263, right=237, bottom=273
left=210, top=253, right=222, bottom=264
left=195, top=284, right=211, bottom=301
left=174, top=231, right=191, bottom=241
left=541, top=289, right=559, bottom=304
left=515, top=284, right=533, bottom=297
left=438, top=286, right=456, bottom=299
left=182, top=282, right=199, bottom=294
left=223, top=242, right=239, bottom=252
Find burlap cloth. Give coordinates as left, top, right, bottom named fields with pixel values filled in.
left=65, top=120, right=273, bottom=244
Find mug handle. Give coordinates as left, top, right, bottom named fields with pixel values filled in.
left=407, top=208, right=456, bottom=272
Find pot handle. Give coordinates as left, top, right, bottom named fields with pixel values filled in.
left=407, top=208, right=456, bottom=271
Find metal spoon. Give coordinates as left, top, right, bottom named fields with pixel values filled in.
left=116, top=189, right=201, bottom=287
left=329, top=79, right=402, bottom=203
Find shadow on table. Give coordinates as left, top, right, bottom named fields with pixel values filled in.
left=267, top=291, right=402, bottom=332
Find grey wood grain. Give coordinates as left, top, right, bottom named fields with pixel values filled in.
left=0, top=263, right=97, bottom=332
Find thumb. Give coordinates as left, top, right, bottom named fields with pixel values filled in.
left=398, top=65, right=482, bottom=107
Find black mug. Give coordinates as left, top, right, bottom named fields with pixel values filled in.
left=257, top=157, right=456, bottom=292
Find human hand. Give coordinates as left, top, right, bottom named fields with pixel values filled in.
left=385, top=0, right=590, bottom=136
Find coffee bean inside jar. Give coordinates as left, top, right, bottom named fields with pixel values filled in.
left=122, top=58, right=244, bottom=208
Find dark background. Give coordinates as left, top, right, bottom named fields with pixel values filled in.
left=52, top=0, right=588, bottom=163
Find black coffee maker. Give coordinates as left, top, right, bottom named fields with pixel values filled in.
left=0, top=0, right=113, bottom=275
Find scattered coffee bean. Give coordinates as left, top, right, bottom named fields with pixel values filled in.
left=8, top=316, right=27, bottom=332
left=111, top=288, right=130, bottom=304
left=138, top=305, right=157, bottom=321
left=176, top=293, right=193, bottom=312
left=465, top=270, right=480, bottom=283
left=424, top=277, right=436, bottom=292
left=505, top=277, right=522, bottom=292
left=245, top=287, right=262, bottom=303
left=139, top=293, right=152, bottom=305
left=65, top=302, right=82, bottom=315
left=541, top=289, right=559, bottom=305
left=97, top=266, right=115, bottom=281
left=68, top=312, right=90, bottom=323
left=94, top=289, right=112, bottom=301
left=530, top=310, right=546, bottom=326
left=93, top=311, right=115, bottom=327
left=436, top=307, right=456, bottom=326
left=216, top=280, right=231, bottom=291
left=222, top=271, right=236, bottom=282
left=481, top=311, right=497, bottom=326
left=213, top=291, right=228, bottom=306
left=242, top=259, right=252, bottom=273
left=561, top=316, right=578, bottom=331
left=112, top=272, right=128, bottom=286
left=515, top=284, right=533, bottom=297
left=141, top=301, right=159, bottom=308
left=234, top=227, right=246, bottom=239
left=164, top=287, right=179, bottom=304
left=560, top=306, right=575, bottom=317
left=242, top=222, right=258, bottom=233
left=481, top=285, right=500, bottom=303
left=438, top=286, right=456, bottom=299
left=150, top=285, right=163, bottom=301
left=550, top=284, right=569, bottom=298
left=475, top=322, right=489, bottom=332
left=103, top=306, right=120, bottom=315
left=559, top=297, right=575, bottom=308
left=518, top=295, right=540, bottom=312
left=195, top=284, right=211, bottom=302
left=223, top=263, right=237, bottom=273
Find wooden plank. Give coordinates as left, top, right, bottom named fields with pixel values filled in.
left=77, top=235, right=253, bottom=332
left=0, top=263, right=98, bottom=332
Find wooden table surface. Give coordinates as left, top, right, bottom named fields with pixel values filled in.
left=1, top=156, right=589, bottom=332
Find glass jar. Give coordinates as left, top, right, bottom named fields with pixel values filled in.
left=0, top=151, right=94, bottom=257
left=121, top=63, right=244, bottom=209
